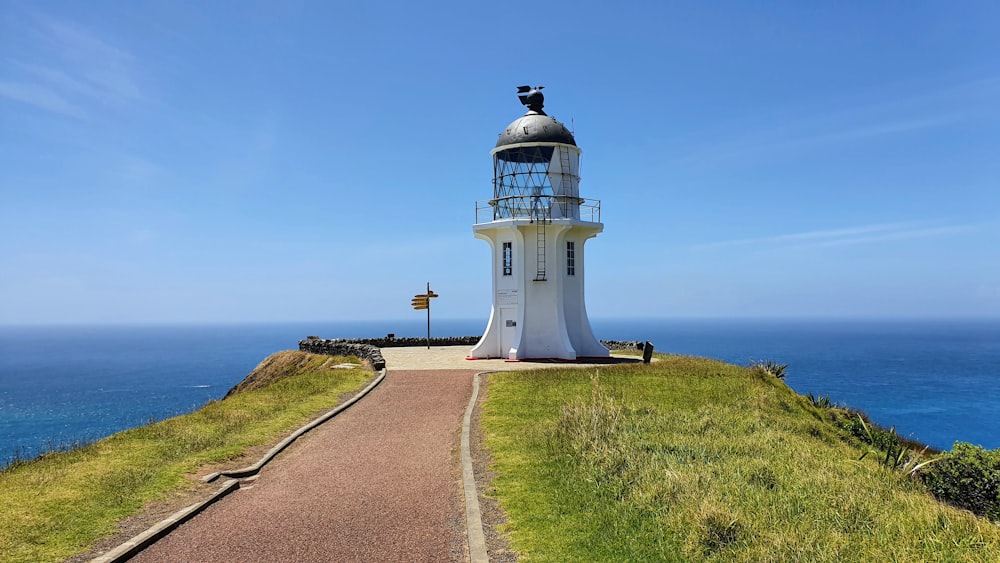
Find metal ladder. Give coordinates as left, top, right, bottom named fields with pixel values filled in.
left=534, top=213, right=547, bottom=281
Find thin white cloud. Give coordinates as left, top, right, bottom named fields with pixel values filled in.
left=696, top=222, right=915, bottom=248
left=679, top=116, right=958, bottom=164
left=696, top=221, right=977, bottom=251
left=794, top=224, right=977, bottom=249
left=0, top=80, right=86, bottom=118
left=40, top=18, right=140, bottom=102
left=14, top=61, right=106, bottom=102
left=785, top=116, right=957, bottom=148
left=0, top=12, right=141, bottom=117
left=772, top=223, right=912, bottom=241
left=672, top=77, right=996, bottom=165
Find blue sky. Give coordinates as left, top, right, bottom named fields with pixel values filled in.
left=1, top=1, right=997, bottom=324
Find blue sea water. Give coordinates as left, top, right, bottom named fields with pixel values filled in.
left=0, top=318, right=997, bottom=467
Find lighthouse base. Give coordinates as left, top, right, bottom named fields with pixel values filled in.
left=468, top=218, right=608, bottom=362
left=468, top=302, right=609, bottom=361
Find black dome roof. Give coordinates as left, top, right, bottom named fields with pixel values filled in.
left=495, top=112, right=576, bottom=148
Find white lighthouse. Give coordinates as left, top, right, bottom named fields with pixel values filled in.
left=469, top=86, right=608, bottom=361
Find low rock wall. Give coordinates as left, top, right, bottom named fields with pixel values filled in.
left=332, top=336, right=481, bottom=348
left=298, top=339, right=387, bottom=371
left=600, top=340, right=650, bottom=351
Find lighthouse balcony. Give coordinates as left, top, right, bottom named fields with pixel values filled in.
left=475, top=195, right=601, bottom=224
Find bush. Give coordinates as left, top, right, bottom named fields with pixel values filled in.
left=839, top=412, right=899, bottom=451
left=806, top=392, right=836, bottom=409
left=749, top=359, right=787, bottom=379
left=920, top=442, right=1000, bottom=521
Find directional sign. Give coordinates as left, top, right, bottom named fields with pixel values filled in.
left=411, top=283, right=441, bottom=349
left=411, top=290, right=438, bottom=310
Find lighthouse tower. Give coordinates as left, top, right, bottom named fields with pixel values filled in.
left=469, top=86, right=608, bottom=361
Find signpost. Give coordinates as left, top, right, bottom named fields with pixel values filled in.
left=411, top=282, right=440, bottom=349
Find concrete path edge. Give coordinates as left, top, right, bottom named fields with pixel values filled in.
left=88, top=368, right=387, bottom=563
left=89, top=479, right=240, bottom=563
left=202, top=368, right=387, bottom=483
left=462, top=371, right=490, bottom=563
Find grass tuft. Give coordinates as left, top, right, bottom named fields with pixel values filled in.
left=694, top=501, right=743, bottom=556
left=749, top=358, right=788, bottom=379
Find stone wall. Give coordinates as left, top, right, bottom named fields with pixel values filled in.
left=329, top=336, right=481, bottom=349
left=298, top=339, right=387, bottom=371
left=600, top=340, right=649, bottom=351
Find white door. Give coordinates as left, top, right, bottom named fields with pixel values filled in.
left=501, top=308, right=516, bottom=358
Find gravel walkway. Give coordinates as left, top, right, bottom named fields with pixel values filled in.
left=132, top=369, right=475, bottom=563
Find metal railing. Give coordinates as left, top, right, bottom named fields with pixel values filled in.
left=474, top=195, right=601, bottom=224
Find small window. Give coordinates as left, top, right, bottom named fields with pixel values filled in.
left=502, top=242, right=512, bottom=276
left=567, top=241, right=576, bottom=276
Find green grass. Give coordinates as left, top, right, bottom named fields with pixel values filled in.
left=0, top=353, right=372, bottom=563
left=482, top=355, right=1000, bottom=562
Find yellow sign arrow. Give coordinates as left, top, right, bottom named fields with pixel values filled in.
left=413, top=283, right=439, bottom=348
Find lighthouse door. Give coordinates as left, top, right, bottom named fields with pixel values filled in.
left=497, top=289, right=519, bottom=357
left=500, top=308, right=516, bottom=357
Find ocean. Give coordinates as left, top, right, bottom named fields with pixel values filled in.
left=1, top=318, right=997, bottom=467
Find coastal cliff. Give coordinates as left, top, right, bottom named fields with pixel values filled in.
left=224, top=350, right=364, bottom=397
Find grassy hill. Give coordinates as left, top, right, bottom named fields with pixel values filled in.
left=0, top=352, right=372, bottom=563
left=3, top=350, right=997, bottom=562
left=481, top=355, right=1000, bottom=561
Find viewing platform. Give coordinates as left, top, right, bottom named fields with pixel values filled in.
left=475, top=195, right=602, bottom=224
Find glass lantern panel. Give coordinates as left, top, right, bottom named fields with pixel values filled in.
left=493, top=146, right=584, bottom=220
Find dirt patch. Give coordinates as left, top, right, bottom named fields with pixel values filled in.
left=450, top=432, right=470, bottom=562
left=224, top=351, right=366, bottom=397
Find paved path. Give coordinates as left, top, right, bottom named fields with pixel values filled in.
left=130, top=347, right=638, bottom=562
left=133, top=368, right=475, bottom=562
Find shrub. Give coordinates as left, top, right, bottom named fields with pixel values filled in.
left=920, top=442, right=1000, bottom=521
left=806, top=392, right=836, bottom=409
left=849, top=415, right=938, bottom=476
left=840, top=412, right=899, bottom=452
left=749, top=359, right=787, bottom=379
